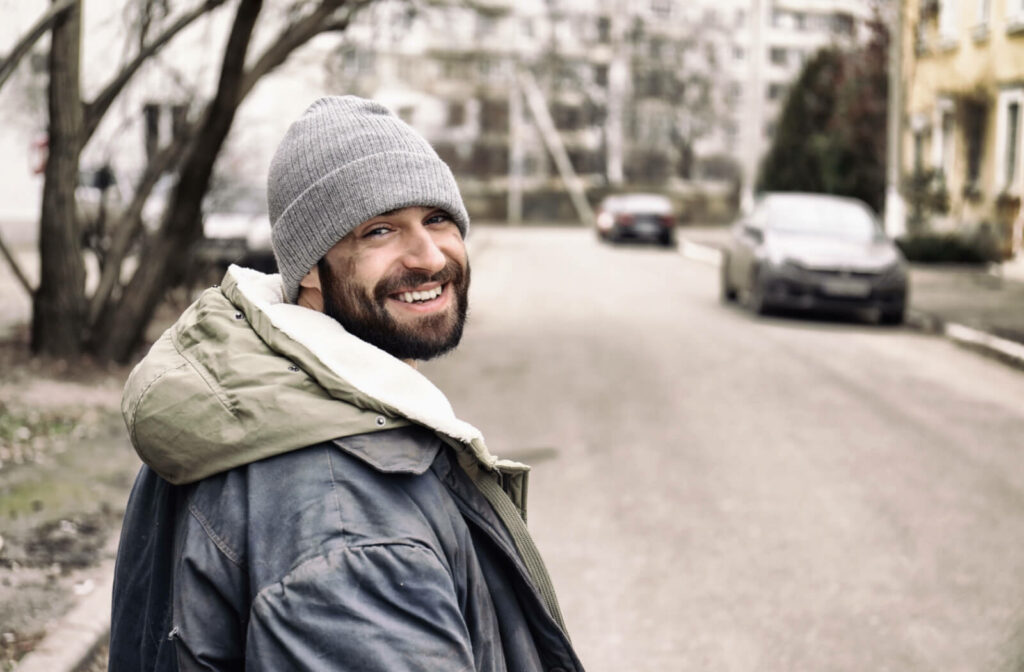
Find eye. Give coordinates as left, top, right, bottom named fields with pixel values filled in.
left=362, top=225, right=393, bottom=238
left=425, top=211, right=454, bottom=226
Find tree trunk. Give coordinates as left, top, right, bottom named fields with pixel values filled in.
left=31, top=0, right=85, bottom=358
left=91, top=0, right=264, bottom=363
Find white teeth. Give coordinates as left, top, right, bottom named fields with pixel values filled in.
left=397, top=286, right=442, bottom=303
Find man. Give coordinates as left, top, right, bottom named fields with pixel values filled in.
left=109, top=96, right=583, bottom=671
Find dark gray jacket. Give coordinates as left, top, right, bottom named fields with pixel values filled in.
left=111, top=268, right=581, bottom=671
left=110, top=426, right=582, bottom=671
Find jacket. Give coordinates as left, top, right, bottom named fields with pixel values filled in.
left=109, top=266, right=583, bottom=671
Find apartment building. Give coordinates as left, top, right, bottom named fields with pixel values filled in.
left=333, top=0, right=738, bottom=220
left=902, top=0, right=1024, bottom=255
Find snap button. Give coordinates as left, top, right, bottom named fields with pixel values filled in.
left=375, top=416, right=386, bottom=426
left=287, top=365, right=300, bottom=372
left=234, top=312, right=243, bottom=319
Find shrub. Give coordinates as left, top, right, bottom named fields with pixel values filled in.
left=896, top=231, right=1001, bottom=264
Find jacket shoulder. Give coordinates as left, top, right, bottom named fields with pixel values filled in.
left=186, top=426, right=451, bottom=586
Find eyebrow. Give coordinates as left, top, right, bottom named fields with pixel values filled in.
left=372, top=207, right=449, bottom=218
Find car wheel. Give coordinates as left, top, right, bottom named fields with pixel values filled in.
left=720, top=253, right=738, bottom=303
left=660, top=232, right=676, bottom=248
left=746, top=268, right=771, bottom=316
left=879, top=305, right=905, bottom=325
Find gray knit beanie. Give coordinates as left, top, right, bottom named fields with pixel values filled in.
left=268, top=96, right=470, bottom=302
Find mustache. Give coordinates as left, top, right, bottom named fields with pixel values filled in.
left=373, top=259, right=467, bottom=302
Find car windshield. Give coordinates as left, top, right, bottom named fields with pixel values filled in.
left=763, top=195, right=880, bottom=242
left=206, top=188, right=268, bottom=215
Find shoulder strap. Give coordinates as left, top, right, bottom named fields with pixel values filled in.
left=470, top=469, right=568, bottom=635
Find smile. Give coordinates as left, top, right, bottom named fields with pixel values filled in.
left=394, top=285, right=444, bottom=304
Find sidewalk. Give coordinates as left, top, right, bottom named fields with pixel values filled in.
left=682, top=225, right=1024, bottom=369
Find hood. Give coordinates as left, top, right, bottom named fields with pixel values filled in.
left=764, top=232, right=900, bottom=272
left=122, top=266, right=520, bottom=485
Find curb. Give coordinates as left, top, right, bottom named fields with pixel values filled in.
left=13, top=557, right=114, bottom=672
left=940, top=321, right=1024, bottom=370
left=680, top=237, right=1024, bottom=371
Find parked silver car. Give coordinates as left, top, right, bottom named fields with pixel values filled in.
left=720, top=192, right=908, bottom=324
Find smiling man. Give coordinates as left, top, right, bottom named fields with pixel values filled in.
left=108, top=97, right=583, bottom=672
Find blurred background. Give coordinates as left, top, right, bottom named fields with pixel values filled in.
left=2, top=0, right=1024, bottom=670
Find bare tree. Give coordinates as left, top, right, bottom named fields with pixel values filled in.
left=25, top=0, right=370, bottom=362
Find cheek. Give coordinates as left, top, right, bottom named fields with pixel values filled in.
left=440, top=236, right=468, bottom=265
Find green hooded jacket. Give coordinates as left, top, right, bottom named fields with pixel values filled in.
left=120, top=265, right=566, bottom=625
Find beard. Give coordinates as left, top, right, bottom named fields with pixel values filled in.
left=318, top=256, right=470, bottom=361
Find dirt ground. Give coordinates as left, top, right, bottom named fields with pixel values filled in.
left=0, top=326, right=140, bottom=671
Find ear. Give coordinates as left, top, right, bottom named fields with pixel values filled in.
left=299, top=266, right=321, bottom=291
left=296, top=266, right=324, bottom=312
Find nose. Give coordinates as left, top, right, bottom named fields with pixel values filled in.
left=401, top=226, right=447, bottom=275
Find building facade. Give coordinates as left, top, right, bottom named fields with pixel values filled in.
left=334, top=0, right=741, bottom=221
left=902, top=0, right=1024, bottom=255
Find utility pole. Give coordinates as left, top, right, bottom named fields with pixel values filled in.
left=740, top=0, right=765, bottom=213
left=508, top=80, right=524, bottom=225
left=883, top=0, right=906, bottom=237
left=605, top=1, right=627, bottom=187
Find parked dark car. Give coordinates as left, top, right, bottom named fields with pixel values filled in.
left=199, top=187, right=275, bottom=273
left=596, top=193, right=677, bottom=247
left=720, top=192, right=908, bottom=324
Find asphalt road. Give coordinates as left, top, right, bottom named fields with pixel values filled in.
left=423, top=225, right=1024, bottom=672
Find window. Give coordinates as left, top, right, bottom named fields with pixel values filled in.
left=772, top=10, right=793, bottom=29
left=832, top=12, right=854, bottom=36
left=963, top=100, right=986, bottom=186
left=995, top=89, right=1024, bottom=191
left=597, top=16, right=611, bottom=43
left=1008, top=0, right=1024, bottom=27
left=651, top=0, right=671, bottom=18
left=913, top=131, right=926, bottom=172
left=447, top=102, right=466, bottom=127
left=767, top=83, right=787, bottom=101
left=976, top=0, right=990, bottom=26
left=932, top=99, right=956, bottom=178
left=938, top=0, right=958, bottom=42
left=1007, top=104, right=1019, bottom=185
left=769, top=47, right=787, bottom=65
left=973, top=0, right=990, bottom=39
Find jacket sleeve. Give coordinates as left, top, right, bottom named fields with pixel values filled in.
left=245, top=543, right=478, bottom=672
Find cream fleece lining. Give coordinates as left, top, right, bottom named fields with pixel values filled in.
left=226, top=265, right=525, bottom=473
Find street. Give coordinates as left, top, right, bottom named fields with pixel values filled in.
left=423, top=225, right=1024, bottom=671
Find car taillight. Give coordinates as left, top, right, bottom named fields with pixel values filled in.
left=659, top=215, right=675, bottom=228
left=616, top=214, right=635, bottom=226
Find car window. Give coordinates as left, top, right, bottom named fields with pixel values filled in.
left=764, top=196, right=879, bottom=241
left=206, top=189, right=268, bottom=215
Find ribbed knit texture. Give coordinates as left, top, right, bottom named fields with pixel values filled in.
left=268, top=96, right=470, bottom=302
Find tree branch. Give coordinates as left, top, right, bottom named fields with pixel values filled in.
left=0, top=231, right=33, bottom=297
left=81, top=0, right=227, bottom=144
left=239, top=0, right=368, bottom=98
left=87, top=137, right=190, bottom=325
left=91, top=0, right=265, bottom=361
left=0, top=0, right=75, bottom=92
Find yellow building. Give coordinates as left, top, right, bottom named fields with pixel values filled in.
left=902, top=0, right=1024, bottom=256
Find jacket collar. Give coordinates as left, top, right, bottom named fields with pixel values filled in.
left=221, top=266, right=524, bottom=475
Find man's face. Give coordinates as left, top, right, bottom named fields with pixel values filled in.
left=316, top=206, right=470, bottom=361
